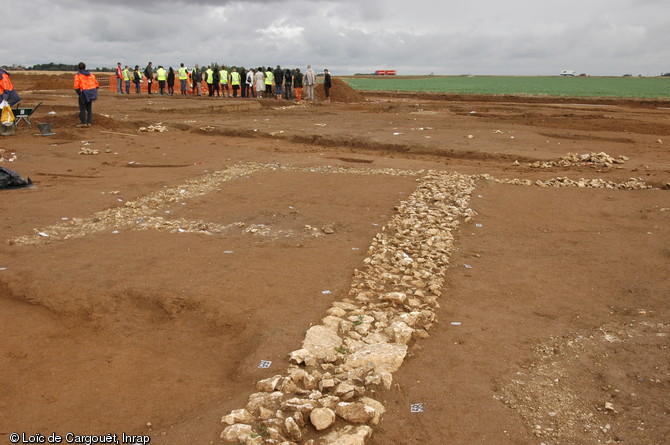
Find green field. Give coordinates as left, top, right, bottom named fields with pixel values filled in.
left=342, top=76, right=670, bottom=99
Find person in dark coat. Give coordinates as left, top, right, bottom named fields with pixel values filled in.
left=144, top=62, right=154, bottom=94
left=323, top=69, right=332, bottom=101
left=293, top=68, right=303, bottom=101
left=273, top=65, right=284, bottom=99
left=284, top=68, right=293, bottom=100
left=167, top=67, right=175, bottom=95
left=240, top=67, right=248, bottom=98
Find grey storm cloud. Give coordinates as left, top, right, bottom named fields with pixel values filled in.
left=2, top=0, right=669, bottom=76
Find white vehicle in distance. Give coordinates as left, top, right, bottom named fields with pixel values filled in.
left=560, top=70, right=576, bottom=76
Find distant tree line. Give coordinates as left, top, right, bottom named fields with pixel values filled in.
left=0, top=62, right=113, bottom=72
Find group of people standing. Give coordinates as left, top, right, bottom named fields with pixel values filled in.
left=115, top=62, right=332, bottom=101
left=77, top=61, right=331, bottom=128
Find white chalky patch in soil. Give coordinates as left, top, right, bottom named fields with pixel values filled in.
left=496, top=321, right=670, bottom=444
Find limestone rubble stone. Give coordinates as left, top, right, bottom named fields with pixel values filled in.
left=321, top=426, right=373, bottom=445
left=291, top=368, right=318, bottom=391
left=335, top=401, right=376, bottom=424
left=290, top=410, right=305, bottom=428
left=326, top=306, right=348, bottom=318
left=246, top=391, right=284, bottom=416
left=257, top=375, right=284, bottom=392
left=258, top=406, right=275, bottom=419
left=359, top=397, right=386, bottom=425
left=334, top=382, right=357, bottom=400
left=318, top=395, right=341, bottom=410
left=322, top=315, right=344, bottom=332
left=284, top=416, right=303, bottom=441
left=387, top=321, right=414, bottom=345
left=310, top=407, right=337, bottom=431
left=282, top=397, right=318, bottom=414
left=343, top=343, right=408, bottom=374
left=221, top=408, right=255, bottom=425
left=220, top=423, right=254, bottom=442
left=380, top=291, right=407, bottom=304
left=302, top=325, right=343, bottom=364
left=319, top=378, right=337, bottom=392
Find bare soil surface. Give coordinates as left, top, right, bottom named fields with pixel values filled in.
left=1, top=74, right=668, bottom=444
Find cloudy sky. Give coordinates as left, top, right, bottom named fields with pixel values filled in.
left=3, top=0, right=668, bottom=76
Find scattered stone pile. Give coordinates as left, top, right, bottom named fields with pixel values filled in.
left=527, top=152, right=628, bottom=169
left=139, top=123, right=168, bottom=133
left=497, top=321, right=670, bottom=443
left=0, top=148, right=17, bottom=163
left=534, top=176, right=650, bottom=189
left=220, top=171, right=477, bottom=445
left=480, top=174, right=652, bottom=190
left=79, top=147, right=100, bottom=155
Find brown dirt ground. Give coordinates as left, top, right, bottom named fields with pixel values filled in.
left=1, top=74, right=669, bottom=445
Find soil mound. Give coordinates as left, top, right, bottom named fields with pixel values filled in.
left=316, top=77, right=366, bottom=103
left=29, top=74, right=74, bottom=90
left=8, top=73, right=74, bottom=91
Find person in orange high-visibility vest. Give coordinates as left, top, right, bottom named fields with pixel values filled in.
left=0, top=69, right=21, bottom=106
left=74, top=62, right=99, bottom=127
left=115, top=62, right=123, bottom=94
left=0, top=68, right=20, bottom=136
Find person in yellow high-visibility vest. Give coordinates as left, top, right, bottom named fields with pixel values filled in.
left=156, top=66, right=167, bottom=95
left=122, top=65, right=131, bottom=94
left=178, top=63, right=189, bottom=95
left=264, top=67, right=274, bottom=97
left=132, top=65, right=141, bottom=94
left=204, top=66, right=214, bottom=97
left=230, top=68, right=241, bottom=98
left=220, top=66, right=230, bottom=97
